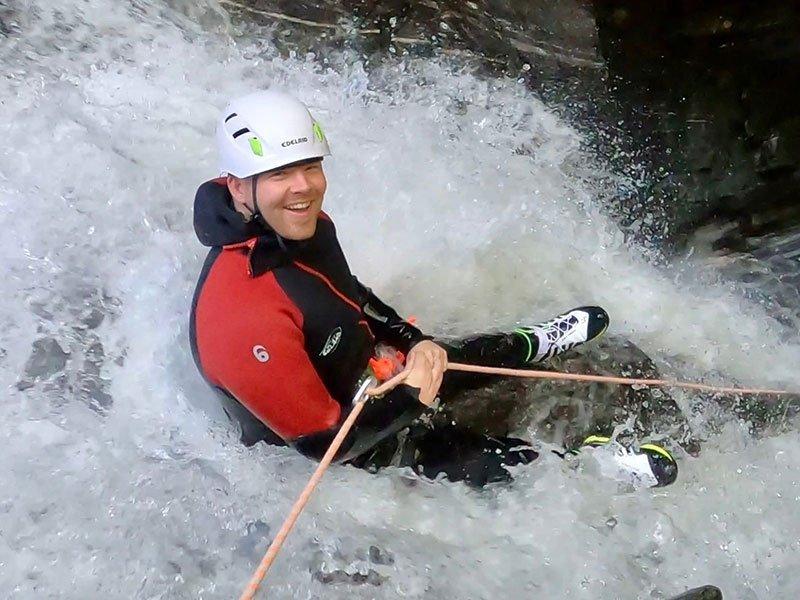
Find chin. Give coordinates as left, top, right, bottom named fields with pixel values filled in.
left=283, top=222, right=317, bottom=241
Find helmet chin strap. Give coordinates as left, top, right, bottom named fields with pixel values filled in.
left=249, top=173, right=288, bottom=251
left=247, top=173, right=262, bottom=223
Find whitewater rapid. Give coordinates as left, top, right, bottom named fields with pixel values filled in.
left=1, top=1, right=799, bottom=598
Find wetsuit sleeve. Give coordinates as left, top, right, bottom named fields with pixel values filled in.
left=354, top=278, right=431, bottom=353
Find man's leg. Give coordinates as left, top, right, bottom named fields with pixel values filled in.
left=347, top=424, right=537, bottom=487
left=437, top=305, right=610, bottom=398
left=351, top=307, right=608, bottom=487
left=396, top=423, right=539, bottom=487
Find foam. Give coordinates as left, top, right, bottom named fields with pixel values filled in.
left=1, top=0, right=798, bottom=597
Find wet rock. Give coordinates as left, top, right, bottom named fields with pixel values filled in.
left=78, top=306, right=105, bottom=330
left=0, top=5, right=19, bottom=38
left=309, top=542, right=392, bottom=587
left=313, top=567, right=386, bottom=586
left=21, top=287, right=119, bottom=411
left=29, top=301, right=54, bottom=321
left=79, top=338, right=113, bottom=411
left=222, top=0, right=601, bottom=82
left=755, top=116, right=800, bottom=175
left=367, top=544, right=394, bottom=566
left=593, top=1, right=800, bottom=323
left=667, top=585, right=723, bottom=600
left=442, top=334, right=697, bottom=451
left=18, top=337, right=69, bottom=386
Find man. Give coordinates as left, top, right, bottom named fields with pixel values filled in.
left=190, top=90, right=676, bottom=487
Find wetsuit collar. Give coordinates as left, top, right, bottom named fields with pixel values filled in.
left=193, top=178, right=290, bottom=276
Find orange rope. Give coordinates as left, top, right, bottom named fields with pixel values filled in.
left=238, top=377, right=374, bottom=600
left=368, top=362, right=797, bottom=397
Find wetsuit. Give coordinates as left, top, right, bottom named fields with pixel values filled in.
left=190, top=179, right=537, bottom=486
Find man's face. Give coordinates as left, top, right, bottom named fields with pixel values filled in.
left=233, top=159, right=327, bottom=240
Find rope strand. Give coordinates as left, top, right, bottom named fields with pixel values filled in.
left=238, top=377, right=375, bottom=600
left=368, top=362, right=796, bottom=397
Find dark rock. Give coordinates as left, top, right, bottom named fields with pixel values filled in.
left=313, top=567, right=386, bottom=586
left=0, top=4, right=19, bottom=38
left=592, top=1, right=800, bottom=324
left=667, top=585, right=723, bottom=600
left=755, top=116, right=800, bottom=175
left=79, top=338, right=113, bottom=411
left=308, top=541, right=393, bottom=587
left=20, top=337, right=69, bottom=382
left=442, top=334, right=697, bottom=451
left=221, top=0, right=602, bottom=88
left=22, top=287, right=119, bottom=411
left=368, top=544, right=394, bottom=565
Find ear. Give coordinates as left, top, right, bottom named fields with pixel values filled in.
left=226, top=175, right=247, bottom=203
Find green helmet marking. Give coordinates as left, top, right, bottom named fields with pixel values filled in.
left=312, top=121, right=325, bottom=142
left=249, top=137, right=264, bottom=156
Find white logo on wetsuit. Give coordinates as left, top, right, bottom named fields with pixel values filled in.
left=252, top=345, right=270, bottom=363
left=363, top=303, right=388, bottom=323
left=320, top=327, right=342, bottom=356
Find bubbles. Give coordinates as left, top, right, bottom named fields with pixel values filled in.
left=1, top=0, right=800, bottom=598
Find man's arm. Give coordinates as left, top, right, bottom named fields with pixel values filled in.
left=207, top=299, right=342, bottom=442
left=355, top=279, right=431, bottom=353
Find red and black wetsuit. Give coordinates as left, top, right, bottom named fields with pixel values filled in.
left=190, top=179, right=428, bottom=460
left=190, top=179, right=538, bottom=485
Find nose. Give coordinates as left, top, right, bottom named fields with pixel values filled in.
left=288, top=169, right=312, bottom=193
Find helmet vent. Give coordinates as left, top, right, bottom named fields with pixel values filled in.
left=224, top=112, right=238, bottom=123
left=232, top=127, right=250, bottom=139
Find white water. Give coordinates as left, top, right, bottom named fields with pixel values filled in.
left=1, top=1, right=799, bottom=598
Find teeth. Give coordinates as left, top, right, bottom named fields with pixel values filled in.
left=286, top=202, right=311, bottom=210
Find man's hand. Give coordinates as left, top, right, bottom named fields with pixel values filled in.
left=403, top=340, right=448, bottom=406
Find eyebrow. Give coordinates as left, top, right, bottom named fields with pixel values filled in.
left=265, top=158, right=323, bottom=175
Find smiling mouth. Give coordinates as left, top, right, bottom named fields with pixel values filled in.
left=285, top=201, right=312, bottom=212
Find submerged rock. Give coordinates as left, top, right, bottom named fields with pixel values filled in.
left=308, top=541, right=392, bottom=587
left=19, top=286, right=120, bottom=412
left=19, top=337, right=69, bottom=385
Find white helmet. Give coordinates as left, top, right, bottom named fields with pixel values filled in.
left=216, top=90, right=331, bottom=178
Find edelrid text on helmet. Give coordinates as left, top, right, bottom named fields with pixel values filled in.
left=216, top=90, right=331, bottom=178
